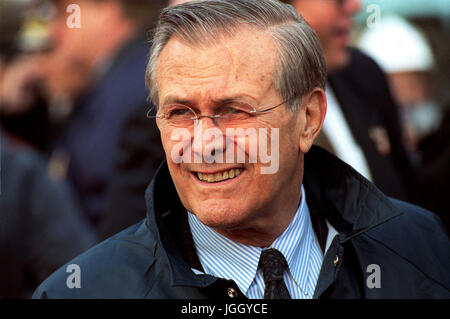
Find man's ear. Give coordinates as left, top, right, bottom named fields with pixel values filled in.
left=299, top=88, right=327, bottom=153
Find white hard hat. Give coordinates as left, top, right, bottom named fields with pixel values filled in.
left=358, top=15, right=435, bottom=73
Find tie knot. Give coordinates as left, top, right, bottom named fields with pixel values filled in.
left=258, top=248, right=288, bottom=283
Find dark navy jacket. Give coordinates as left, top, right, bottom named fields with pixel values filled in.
left=0, top=135, right=96, bottom=298
left=56, top=35, right=151, bottom=223
left=33, top=146, right=450, bottom=298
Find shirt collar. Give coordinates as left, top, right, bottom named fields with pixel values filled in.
left=188, top=212, right=261, bottom=294
left=188, top=185, right=316, bottom=295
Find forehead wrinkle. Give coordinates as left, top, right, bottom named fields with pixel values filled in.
left=157, top=27, right=280, bottom=106
left=157, top=38, right=233, bottom=98
left=222, top=40, right=238, bottom=82
left=219, top=28, right=280, bottom=97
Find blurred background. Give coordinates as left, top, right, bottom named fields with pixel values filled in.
left=354, top=0, right=450, bottom=154
left=353, top=0, right=450, bottom=234
left=0, top=0, right=169, bottom=298
left=0, top=0, right=448, bottom=298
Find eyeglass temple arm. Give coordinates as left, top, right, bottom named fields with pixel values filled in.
left=146, top=108, right=162, bottom=119
left=250, top=100, right=286, bottom=114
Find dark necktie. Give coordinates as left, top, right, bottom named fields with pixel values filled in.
left=258, top=248, right=291, bottom=299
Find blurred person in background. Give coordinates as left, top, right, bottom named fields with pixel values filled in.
left=280, top=0, right=416, bottom=202
left=97, top=0, right=182, bottom=239
left=358, top=15, right=440, bottom=154
left=358, top=15, right=449, bottom=231
left=1, top=0, right=168, bottom=238
left=0, top=0, right=169, bottom=230
left=45, top=0, right=168, bottom=227
left=0, top=132, right=97, bottom=298
left=0, top=0, right=52, bottom=152
left=0, top=0, right=96, bottom=298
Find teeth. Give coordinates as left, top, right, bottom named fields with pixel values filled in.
left=197, top=168, right=243, bottom=183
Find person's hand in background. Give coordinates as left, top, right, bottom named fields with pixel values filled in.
left=0, top=53, right=48, bottom=115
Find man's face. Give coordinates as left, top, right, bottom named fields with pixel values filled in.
left=155, top=27, right=307, bottom=233
left=388, top=71, right=430, bottom=107
left=292, top=0, right=361, bottom=73
left=44, top=0, right=107, bottom=96
left=49, top=0, right=102, bottom=67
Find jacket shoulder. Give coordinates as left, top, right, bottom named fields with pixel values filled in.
left=363, top=199, right=450, bottom=293
left=388, top=198, right=447, bottom=235
left=32, top=220, right=161, bottom=298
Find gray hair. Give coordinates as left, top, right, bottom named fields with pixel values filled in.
left=145, top=0, right=326, bottom=111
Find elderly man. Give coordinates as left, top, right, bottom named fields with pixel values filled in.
left=33, top=0, right=449, bottom=299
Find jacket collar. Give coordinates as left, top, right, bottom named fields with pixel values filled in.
left=303, top=146, right=403, bottom=241
left=144, top=163, right=216, bottom=288
left=144, top=145, right=403, bottom=287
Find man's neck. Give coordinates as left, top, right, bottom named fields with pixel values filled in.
left=90, top=20, right=136, bottom=70
left=213, top=189, right=303, bottom=247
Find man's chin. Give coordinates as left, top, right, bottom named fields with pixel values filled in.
left=190, top=202, right=250, bottom=230
left=325, top=47, right=351, bottom=75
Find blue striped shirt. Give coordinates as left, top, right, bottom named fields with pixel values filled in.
left=188, top=185, right=324, bottom=299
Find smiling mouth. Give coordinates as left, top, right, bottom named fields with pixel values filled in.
left=196, top=168, right=244, bottom=183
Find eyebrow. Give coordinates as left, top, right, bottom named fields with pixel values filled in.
left=161, top=95, right=193, bottom=107
left=161, top=94, right=258, bottom=108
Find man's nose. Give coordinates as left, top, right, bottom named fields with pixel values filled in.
left=191, top=117, right=227, bottom=163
